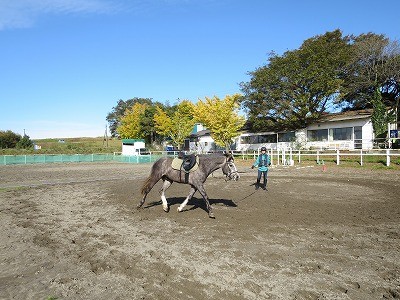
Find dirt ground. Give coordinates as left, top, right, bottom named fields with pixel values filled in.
left=0, top=160, right=399, bottom=300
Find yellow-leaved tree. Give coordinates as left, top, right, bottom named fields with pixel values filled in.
left=153, top=100, right=196, bottom=149
left=117, top=102, right=148, bottom=139
left=194, top=94, right=245, bottom=151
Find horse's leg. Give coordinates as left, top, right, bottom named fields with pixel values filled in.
left=177, top=186, right=197, bottom=212
left=160, top=179, right=173, bottom=212
left=137, top=193, right=148, bottom=209
left=197, top=184, right=214, bottom=218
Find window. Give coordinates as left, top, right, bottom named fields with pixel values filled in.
left=241, top=135, right=258, bottom=144
left=258, top=134, right=277, bottom=143
left=331, top=127, right=352, bottom=141
left=278, top=132, right=295, bottom=142
left=241, top=134, right=277, bottom=144
left=307, top=129, right=328, bottom=141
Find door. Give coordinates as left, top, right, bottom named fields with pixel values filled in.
left=354, top=126, right=362, bottom=149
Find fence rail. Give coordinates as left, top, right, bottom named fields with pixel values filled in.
left=0, top=153, right=162, bottom=165
left=230, top=149, right=400, bottom=167
left=1, top=149, right=400, bottom=167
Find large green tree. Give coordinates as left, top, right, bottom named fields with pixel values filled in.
left=341, top=33, right=400, bottom=110
left=240, top=30, right=351, bottom=132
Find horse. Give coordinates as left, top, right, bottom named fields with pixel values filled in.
left=137, top=153, right=239, bottom=218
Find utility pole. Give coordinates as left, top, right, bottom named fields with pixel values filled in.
left=103, top=124, right=109, bottom=147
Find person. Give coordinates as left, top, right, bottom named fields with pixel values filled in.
left=251, top=146, right=271, bottom=190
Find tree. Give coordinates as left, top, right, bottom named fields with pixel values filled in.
left=117, top=102, right=148, bottom=139
left=371, top=89, right=395, bottom=138
left=0, top=130, right=21, bottom=148
left=106, top=98, right=153, bottom=137
left=16, top=134, right=34, bottom=149
left=240, top=30, right=351, bottom=132
left=153, top=100, right=196, bottom=149
left=194, top=94, right=245, bottom=150
left=139, top=105, right=159, bottom=145
left=341, top=33, right=400, bottom=110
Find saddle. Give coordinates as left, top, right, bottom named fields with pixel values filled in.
left=171, top=153, right=199, bottom=183
left=172, top=153, right=199, bottom=172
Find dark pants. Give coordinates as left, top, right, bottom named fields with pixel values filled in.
left=257, top=170, right=268, bottom=189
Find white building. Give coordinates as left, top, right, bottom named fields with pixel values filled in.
left=235, top=109, right=374, bottom=151
left=189, top=110, right=376, bottom=152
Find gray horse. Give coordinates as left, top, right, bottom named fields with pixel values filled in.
left=137, top=153, right=239, bottom=218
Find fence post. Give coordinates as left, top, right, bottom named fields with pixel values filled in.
left=336, top=149, right=340, bottom=165
left=360, top=149, right=363, bottom=166
left=270, top=149, right=273, bottom=165
left=386, top=149, right=390, bottom=167
left=277, top=149, right=280, bottom=165
left=298, top=150, right=301, bottom=164
left=317, top=150, right=320, bottom=164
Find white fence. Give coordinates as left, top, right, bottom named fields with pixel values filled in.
left=231, top=149, right=400, bottom=167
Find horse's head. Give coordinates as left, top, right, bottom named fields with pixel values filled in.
left=222, top=153, right=240, bottom=181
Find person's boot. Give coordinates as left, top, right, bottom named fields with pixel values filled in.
left=255, top=180, right=260, bottom=190
left=262, top=179, right=267, bottom=190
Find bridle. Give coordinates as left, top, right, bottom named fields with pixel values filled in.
left=225, top=157, right=239, bottom=181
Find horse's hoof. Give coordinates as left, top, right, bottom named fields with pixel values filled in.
left=208, top=212, right=215, bottom=219
left=177, top=207, right=182, bottom=212
left=163, top=206, right=170, bottom=213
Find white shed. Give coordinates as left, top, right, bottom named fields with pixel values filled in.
left=121, top=139, right=146, bottom=156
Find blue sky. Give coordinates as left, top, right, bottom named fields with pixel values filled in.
left=1, top=0, right=399, bottom=139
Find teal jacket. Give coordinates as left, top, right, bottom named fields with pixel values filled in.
left=253, top=154, right=270, bottom=172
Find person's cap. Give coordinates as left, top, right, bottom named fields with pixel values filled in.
left=261, top=147, right=267, bottom=151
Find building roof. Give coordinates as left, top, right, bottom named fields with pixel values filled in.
left=122, top=139, right=145, bottom=144
left=319, top=109, right=373, bottom=122
left=190, top=129, right=210, bottom=138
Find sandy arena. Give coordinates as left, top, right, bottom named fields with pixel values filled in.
left=0, top=160, right=399, bottom=299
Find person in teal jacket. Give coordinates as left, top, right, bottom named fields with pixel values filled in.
left=251, top=146, right=271, bottom=190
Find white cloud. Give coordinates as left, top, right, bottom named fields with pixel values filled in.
left=0, top=0, right=211, bottom=30
left=0, top=0, right=122, bottom=30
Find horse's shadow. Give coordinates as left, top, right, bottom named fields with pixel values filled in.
left=145, top=197, right=237, bottom=213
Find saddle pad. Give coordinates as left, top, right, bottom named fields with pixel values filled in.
left=171, top=156, right=199, bottom=172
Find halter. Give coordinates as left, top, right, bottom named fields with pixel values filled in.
left=225, top=157, right=239, bottom=181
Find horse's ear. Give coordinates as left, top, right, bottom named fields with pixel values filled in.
left=223, top=151, right=234, bottom=159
